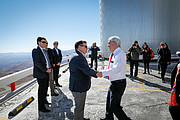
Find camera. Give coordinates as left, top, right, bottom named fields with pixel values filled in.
left=133, top=44, right=136, bottom=46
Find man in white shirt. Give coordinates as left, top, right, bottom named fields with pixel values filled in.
left=97, top=36, right=131, bottom=120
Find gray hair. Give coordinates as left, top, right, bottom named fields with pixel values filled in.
left=108, top=36, right=121, bottom=47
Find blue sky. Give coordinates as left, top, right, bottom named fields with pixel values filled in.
left=0, top=0, right=100, bottom=53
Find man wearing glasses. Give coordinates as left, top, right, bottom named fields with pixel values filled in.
left=69, top=40, right=98, bottom=120
left=53, top=41, right=62, bottom=87
left=45, top=41, right=59, bottom=96
left=32, top=37, right=51, bottom=112
left=97, top=36, right=131, bottom=120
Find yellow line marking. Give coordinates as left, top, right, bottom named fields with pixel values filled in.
left=0, top=117, right=9, bottom=120
left=59, top=81, right=170, bottom=93
left=139, top=72, right=145, bottom=89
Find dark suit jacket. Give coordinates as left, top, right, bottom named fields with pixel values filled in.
left=69, top=50, right=98, bottom=92
left=32, top=46, right=48, bottom=79
left=171, top=61, right=180, bottom=104
left=53, top=48, right=62, bottom=65
left=48, top=48, right=55, bottom=67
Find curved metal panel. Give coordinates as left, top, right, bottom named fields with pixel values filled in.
left=99, top=0, right=180, bottom=58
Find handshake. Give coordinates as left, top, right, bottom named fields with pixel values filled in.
left=96, top=72, right=103, bottom=78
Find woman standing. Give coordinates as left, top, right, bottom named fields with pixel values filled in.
left=169, top=50, right=180, bottom=120
left=157, top=42, right=171, bottom=83
left=141, top=42, right=151, bottom=74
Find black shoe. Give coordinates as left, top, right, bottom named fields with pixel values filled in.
left=162, top=79, right=166, bottom=83
left=83, top=118, right=90, bottom=120
left=143, top=72, right=146, bottom=74
left=51, top=92, right=59, bottom=96
left=56, top=84, right=62, bottom=87
left=39, top=108, right=51, bottom=112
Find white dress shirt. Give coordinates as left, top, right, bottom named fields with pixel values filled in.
left=39, top=46, right=51, bottom=69
left=102, top=47, right=126, bottom=81
left=77, top=50, right=85, bottom=56
left=54, top=47, right=59, bottom=55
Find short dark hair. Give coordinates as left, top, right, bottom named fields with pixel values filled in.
left=37, top=37, right=46, bottom=45
left=75, top=40, right=87, bottom=49
left=134, top=41, right=138, bottom=44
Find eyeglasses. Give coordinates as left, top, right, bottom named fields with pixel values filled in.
left=80, top=45, right=87, bottom=48
left=42, top=41, right=47, bottom=44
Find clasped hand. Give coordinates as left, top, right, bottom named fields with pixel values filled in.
left=96, top=72, right=103, bottom=78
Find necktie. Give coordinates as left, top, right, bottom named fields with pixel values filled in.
left=107, top=53, right=114, bottom=79
left=108, top=53, right=114, bottom=69
left=43, top=49, right=51, bottom=68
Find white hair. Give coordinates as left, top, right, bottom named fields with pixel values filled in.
left=108, top=36, right=121, bottom=47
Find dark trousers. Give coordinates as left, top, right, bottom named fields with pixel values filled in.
left=143, top=60, right=150, bottom=73
left=158, top=63, right=161, bottom=72
left=169, top=106, right=180, bottom=120
left=53, top=65, right=60, bottom=85
left=130, top=60, right=139, bottom=76
left=105, top=79, right=129, bottom=120
left=37, top=77, right=49, bottom=110
left=91, top=58, right=98, bottom=70
left=159, top=63, right=167, bottom=80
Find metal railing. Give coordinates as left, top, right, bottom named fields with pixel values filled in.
left=0, top=56, right=71, bottom=103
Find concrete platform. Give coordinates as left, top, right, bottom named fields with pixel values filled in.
left=0, top=59, right=174, bottom=120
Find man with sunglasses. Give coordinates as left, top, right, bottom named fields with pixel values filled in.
left=53, top=41, right=62, bottom=87
left=45, top=41, right=59, bottom=96
left=32, top=37, right=51, bottom=112
left=69, top=40, right=98, bottom=120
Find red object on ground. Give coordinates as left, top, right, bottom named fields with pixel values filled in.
left=9, top=73, right=13, bottom=75
left=68, top=59, right=69, bottom=62
left=10, top=82, right=16, bottom=91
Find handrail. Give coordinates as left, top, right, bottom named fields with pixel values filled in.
left=0, top=56, right=70, bottom=88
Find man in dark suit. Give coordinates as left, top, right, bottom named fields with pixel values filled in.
left=69, top=40, right=98, bottom=120
left=32, top=37, right=51, bottom=112
left=53, top=41, right=62, bottom=87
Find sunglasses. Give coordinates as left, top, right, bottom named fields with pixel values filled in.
left=80, top=45, right=87, bottom=48
left=42, top=41, right=47, bottom=43
left=46, top=43, right=48, bottom=44
left=54, top=43, right=58, bottom=45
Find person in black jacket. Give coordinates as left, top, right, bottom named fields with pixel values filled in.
left=169, top=50, right=180, bottom=120
left=32, top=37, right=51, bottom=112
left=53, top=41, right=62, bottom=87
left=128, top=41, right=142, bottom=78
left=157, top=42, right=171, bottom=83
left=141, top=42, right=151, bottom=74
left=89, top=42, right=100, bottom=70
left=45, top=41, right=59, bottom=96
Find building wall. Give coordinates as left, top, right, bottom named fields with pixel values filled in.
left=99, top=0, right=180, bottom=58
